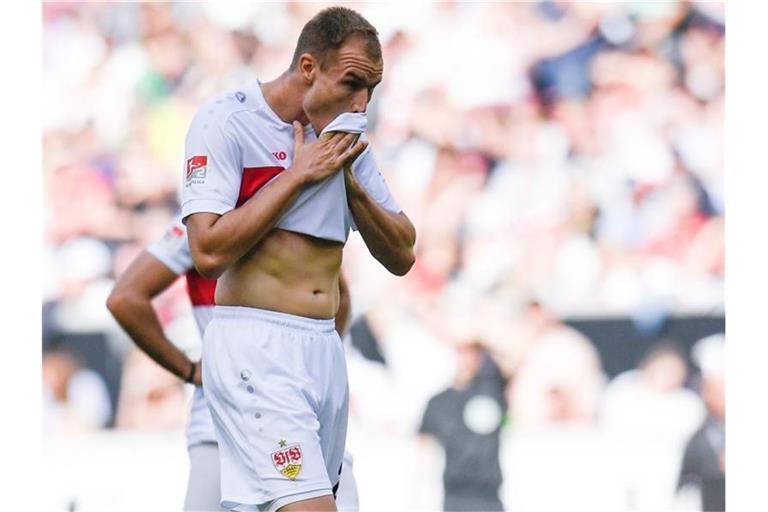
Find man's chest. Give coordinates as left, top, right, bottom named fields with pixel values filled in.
left=233, top=123, right=317, bottom=207
left=236, top=121, right=318, bottom=169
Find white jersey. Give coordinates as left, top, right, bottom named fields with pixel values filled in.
left=146, top=218, right=217, bottom=447
left=180, top=79, right=400, bottom=242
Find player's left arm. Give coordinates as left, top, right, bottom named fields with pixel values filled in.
left=343, top=149, right=416, bottom=276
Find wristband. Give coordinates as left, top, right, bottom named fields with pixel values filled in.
left=185, top=361, right=197, bottom=384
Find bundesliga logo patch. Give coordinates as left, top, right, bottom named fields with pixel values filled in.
left=185, top=155, right=208, bottom=186
left=271, top=440, right=303, bottom=480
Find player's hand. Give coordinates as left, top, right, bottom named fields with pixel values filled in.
left=289, top=121, right=367, bottom=185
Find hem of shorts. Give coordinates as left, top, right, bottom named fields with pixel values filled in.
left=187, top=439, right=218, bottom=450
left=221, top=484, right=333, bottom=512
left=145, top=246, right=187, bottom=275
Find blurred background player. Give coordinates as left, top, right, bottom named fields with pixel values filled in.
left=677, top=334, right=725, bottom=512
left=418, top=342, right=507, bottom=511
left=107, top=216, right=359, bottom=511
left=600, top=341, right=705, bottom=510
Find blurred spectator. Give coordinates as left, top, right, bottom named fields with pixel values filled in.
left=600, top=341, right=705, bottom=510
left=509, top=312, right=605, bottom=428
left=43, top=347, right=112, bottom=432
left=677, top=334, right=725, bottom=512
left=114, top=349, right=187, bottom=430
left=418, top=342, right=507, bottom=511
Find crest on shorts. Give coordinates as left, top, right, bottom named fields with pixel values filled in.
left=271, top=440, right=303, bottom=480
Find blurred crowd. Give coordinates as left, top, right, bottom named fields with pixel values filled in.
left=43, top=2, right=724, bottom=510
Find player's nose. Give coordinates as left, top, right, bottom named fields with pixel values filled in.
left=350, top=90, right=368, bottom=113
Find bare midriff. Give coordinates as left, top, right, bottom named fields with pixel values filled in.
left=214, top=229, right=343, bottom=319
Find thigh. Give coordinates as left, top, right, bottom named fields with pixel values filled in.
left=276, top=494, right=337, bottom=511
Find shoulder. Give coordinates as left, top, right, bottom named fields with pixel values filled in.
left=189, top=85, right=261, bottom=133
left=427, top=388, right=455, bottom=409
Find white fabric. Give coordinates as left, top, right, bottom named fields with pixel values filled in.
left=274, top=112, right=367, bottom=240
left=184, top=443, right=227, bottom=511
left=202, top=306, right=349, bottom=511
left=335, top=451, right=359, bottom=512
left=146, top=219, right=193, bottom=275
left=180, top=80, right=400, bottom=242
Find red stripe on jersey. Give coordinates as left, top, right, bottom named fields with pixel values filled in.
left=237, top=166, right=285, bottom=207
left=185, top=269, right=217, bottom=306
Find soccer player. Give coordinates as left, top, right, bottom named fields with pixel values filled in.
left=183, top=6, right=415, bottom=512
left=107, top=217, right=359, bottom=511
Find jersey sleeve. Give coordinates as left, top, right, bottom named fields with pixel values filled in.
left=180, top=104, right=243, bottom=222
left=349, top=140, right=401, bottom=232
left=145, top=217, right=194, bottom=275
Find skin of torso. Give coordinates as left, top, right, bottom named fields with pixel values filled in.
left=215, top=228, right=343, bottom=319
left=215, top=132, right=356, bottom=319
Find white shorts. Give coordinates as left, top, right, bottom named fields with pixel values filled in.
left=184, top=443, right=226, bottom=511
left=183, top=444, right=358, bottom=512
left=202, top=306, right=349, bottom=512
left=187, top=386, right=218, bottom=447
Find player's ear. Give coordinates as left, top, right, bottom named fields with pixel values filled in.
left=298, top=54, right=318, bottom=85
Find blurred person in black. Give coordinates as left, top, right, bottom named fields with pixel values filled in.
left=677, top=334, right=725, bottom=512
left=418, top=341, right=507, bottom=511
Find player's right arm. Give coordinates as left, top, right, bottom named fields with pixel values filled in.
left=107, top=250, right=201, bottom=385
left=184, top=115, right=367, bottom=279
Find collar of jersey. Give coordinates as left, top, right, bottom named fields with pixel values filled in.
left=254, top=80, right=367, bottom=138
left=253, top=79, right=314, bottom=135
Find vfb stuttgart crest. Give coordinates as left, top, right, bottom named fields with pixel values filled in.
left=271, top=440, right=303, bottom=480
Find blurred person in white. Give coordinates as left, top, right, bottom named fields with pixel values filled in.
left=418, top=341, right=507, bottom=511
left=108, top=217, right=359, bottom=511
left=502, top=307, right=624, bottom=511
left=42, top=347, right=112, bottom=433
left=509, top=309, right=605, bottom=428
left=675, top=334, right=725, bottom=512
left=600, top=341, right=705, bottom=511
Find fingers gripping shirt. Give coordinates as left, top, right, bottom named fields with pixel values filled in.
left=180, top=81, right=401, bottom=243
left=275, top=112, right=400, bottom=242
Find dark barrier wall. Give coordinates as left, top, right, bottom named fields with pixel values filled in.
left=565, top=315, right=725, bottom=379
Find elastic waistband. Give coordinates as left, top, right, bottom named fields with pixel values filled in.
left=212, top=305, right=336, bottom=334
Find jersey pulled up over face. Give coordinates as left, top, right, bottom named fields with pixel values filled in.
left=180, top=80, right=400, bottom=243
